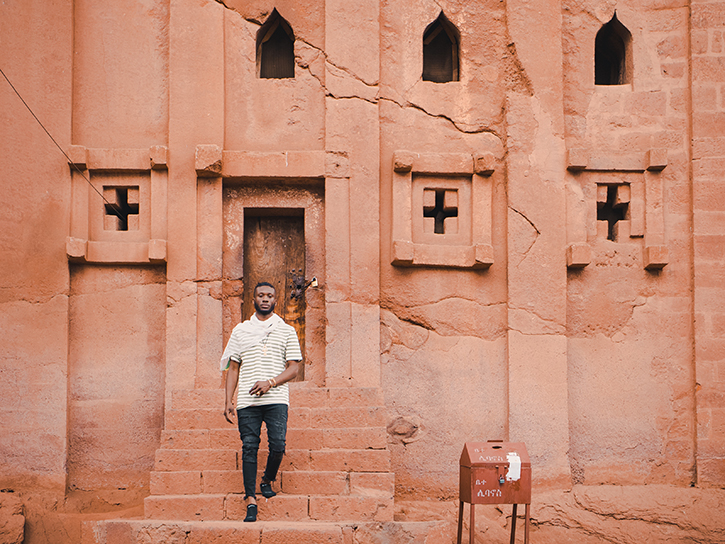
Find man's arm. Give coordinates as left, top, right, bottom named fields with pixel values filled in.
left=224, top=359, right=241, bottom=424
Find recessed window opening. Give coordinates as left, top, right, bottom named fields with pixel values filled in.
left=257, top=9, right=295, bottom=79
left=595, top=13, right=632, bottom=85
left=104, top=187, right=139, bottom=231
left=422, top=13, right=459, bottom=83
left=423, top=188, right=458, bottom=234
left=597, top=185, right=628, bottom=241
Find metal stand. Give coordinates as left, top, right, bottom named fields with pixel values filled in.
left=457, top=501, right=530, bottom=544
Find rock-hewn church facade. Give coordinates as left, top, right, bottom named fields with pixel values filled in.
left=2, top=0, right=725, bottom=542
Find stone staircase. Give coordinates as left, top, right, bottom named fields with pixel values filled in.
left=143, top=384, right=395, bottom=522
left=81, top=384, right=451, bottom=543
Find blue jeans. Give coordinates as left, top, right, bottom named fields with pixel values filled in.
left=236, top=404, right=288, bottom=498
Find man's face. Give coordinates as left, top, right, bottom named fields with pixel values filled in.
left=254, top=285, right=276, bottom=316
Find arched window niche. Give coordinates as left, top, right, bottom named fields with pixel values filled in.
left=257, top=9, right=295, bottom=79
left=422, top=12, right=460, bottom=83
left=595, top=13, right=632, bottom=86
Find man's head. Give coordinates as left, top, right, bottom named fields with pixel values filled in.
left=253, top=282, right=277, bottom=317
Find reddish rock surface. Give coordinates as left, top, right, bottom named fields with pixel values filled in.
left=0, top=493, right=24, bottom=544
left=2, top=0, right=725, bottom=542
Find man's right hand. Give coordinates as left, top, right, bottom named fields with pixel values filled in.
left=224, top=402, right=236, bottom=424
left=223, top=360, right=241, bottom=425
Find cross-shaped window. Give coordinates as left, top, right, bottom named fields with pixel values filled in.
left=423, top=188, right=458, bottom=234
left=104, top=187, right=139, bottom=231
left=597, top=184, right=628, bottom=241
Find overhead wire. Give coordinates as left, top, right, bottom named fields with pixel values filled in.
left=0, top=66, right=124, bottom=219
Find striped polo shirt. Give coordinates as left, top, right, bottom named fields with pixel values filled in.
left=229, top=320, right=302, bottom=409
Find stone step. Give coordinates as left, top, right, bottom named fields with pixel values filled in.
left=169, top=386, right=385, bottom=411
left=82, top=518, right=451, bottom=544
left=150, top=469, right=395, bottom=496
left=160, top=425, right=388, bottom=450
left=143, top=493, right=395, bottom=522
left=165, top=405, right=388, bottom=431
left=153, top=447, right=391, bottom=474
left=153, top=448, right=237, bottom=472
left=282, top=470, right=395, bottom=497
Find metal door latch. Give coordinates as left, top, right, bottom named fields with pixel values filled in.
left=290, top=269, right=318, bottom=299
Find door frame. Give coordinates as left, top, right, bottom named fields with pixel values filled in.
left=221, top=179, right=326, bottom=386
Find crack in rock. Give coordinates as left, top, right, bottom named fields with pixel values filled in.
left=509, top=205, right=540, bottom=265
left=380, top=96, right=503, bottom=136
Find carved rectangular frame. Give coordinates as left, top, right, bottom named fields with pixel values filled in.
left=566, top=148, right=668, bottom=270
left=391, top=150, right=495, bottom=268
left=66, top=145, right=168, bottom=263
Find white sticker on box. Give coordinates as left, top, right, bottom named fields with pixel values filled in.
left=506, top=452, right=521, bottom=481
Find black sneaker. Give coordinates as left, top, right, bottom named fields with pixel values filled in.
left=244, top=503, right=257, bottom=522
left=260, top=482, right=277, bottom=498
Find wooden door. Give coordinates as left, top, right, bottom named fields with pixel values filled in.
left=243, top=213, right=305, bottom=380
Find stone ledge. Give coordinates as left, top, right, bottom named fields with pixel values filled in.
left=392, top=241, right=493, bottom=269
left=82, top=519, right=450, bottom=544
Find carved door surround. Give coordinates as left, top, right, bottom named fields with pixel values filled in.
left=196, top=145, right=340, bottom=387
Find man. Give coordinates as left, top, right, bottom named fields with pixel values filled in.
left=221, top=281, right=301, bottom=522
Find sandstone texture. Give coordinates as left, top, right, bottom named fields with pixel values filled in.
left=0, top=493, right=24, bottom=544
left=2, top=0, right=724, bottom=543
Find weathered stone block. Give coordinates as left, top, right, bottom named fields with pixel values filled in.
left=290, top=387, right=329, bottom=408
left=567, top=243, right=591, bottom=268
left=309, top=406, right=386, bottom=428
left=226, top=494, right=309, bottom=521
left=149, top=471, right=201, bottom=495
left=391, top=240, right=414, bottom=265
left=310, top=449, right=391, bottom=472
left=287, top=428, right=324, bottom=450
left=613, top=219, right=631, bottom=240
left=195, top=144, right=223, bottom=177
left=392, top=151, right=416, bottom=173
left=66, top=237, right=88, bottom=260
left=326, top=151, right=350, bottom=178
left=597, top=184, right=609, bottom=204
left=0, top=493, right=24, bottom=544
left=349, top=472, right=395, bottom=497
left=209, top=429, right=239, bottom=449
left=165, top=409, right=228, bottom=430
left=149, top=145, right=168, bottom=170
left=148, top=239, right=166, bottom=262
left=281, top=471, right=348, bottom=495
left=68, top=145, right=88, bottom=169
left=567, top=148, right=588, bottom=171
left=154, top=449, right=236, bottom=472
left=474, top=244, right=494, bottom=267
left=144, top=495, right=225, bottom=521
left=644, top=245, right=669, bottom=269
left=647, top=148, right=668, bottom=170
left=309, top=496, right=394, bottom=522
left=616, top=184, right=631, bottom=205
left=328, top=388, right=385, bottom=406
left=473, top=151, right=496, bottom=176
left=597, top=220, right=609, bottom=239
left=160, top=430, right=210, bottom=450
left=287, top=406, right=311, bottom=429
left=202, top=470, right=243, bottom=494
left=322, top=427, right=387, bottom=450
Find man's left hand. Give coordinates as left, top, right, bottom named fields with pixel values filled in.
left=249, top=380, right=272, bottom=397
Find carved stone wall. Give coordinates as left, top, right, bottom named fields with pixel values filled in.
left=1, top=0, right=725, bottom=542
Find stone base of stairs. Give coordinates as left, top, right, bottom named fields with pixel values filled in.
left=81, top=518, right=453, bottom=544
left=143, top=492, right=394, bottom=522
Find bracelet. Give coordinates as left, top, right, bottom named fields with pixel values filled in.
left=268, top=377, right=277, bottom=388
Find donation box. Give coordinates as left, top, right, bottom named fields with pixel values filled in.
left=459, top=441, right=531, bottom=505
left=457, top=441, right=531, bottom=544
